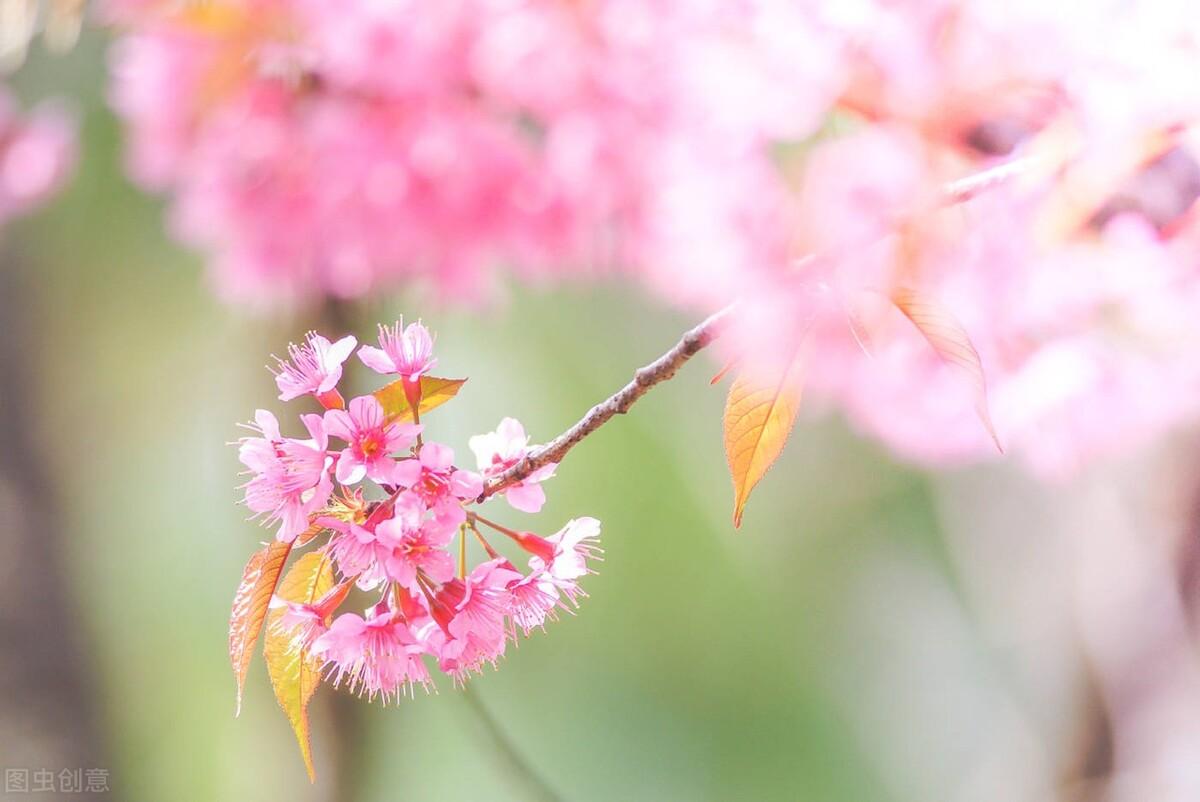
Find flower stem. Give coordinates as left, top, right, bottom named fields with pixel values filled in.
left=460, top=685, right=562, bottom=802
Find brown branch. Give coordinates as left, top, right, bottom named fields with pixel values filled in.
left=476, top=158, right=1028, bottom=501
left=478, top=304, right=734, bottom=500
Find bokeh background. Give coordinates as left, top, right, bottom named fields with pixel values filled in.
left=5, top=30, right=1200, bottom=802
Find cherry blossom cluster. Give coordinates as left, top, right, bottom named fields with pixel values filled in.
left=102, top=0, right=827, bottom=302
left=757, top=2, right=1200, bottom=476
left=238, top=318, right=600, bottom=699
left=113, top=1, right=1200, bottom=474
left=0, top=83, right=74, bottom=226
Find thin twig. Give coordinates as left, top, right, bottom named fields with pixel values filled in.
left=476, top=157, right=1024, bottom=501
left=478, top=304, right=734, bottom=501
left=460, top=685, right=562, bottom=802
left=942, top=155, right=1037, bottom=204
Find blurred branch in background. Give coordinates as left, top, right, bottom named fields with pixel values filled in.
left=460, top=685, right=561, bottom=802
left=0, top=248, right=106, bottom=780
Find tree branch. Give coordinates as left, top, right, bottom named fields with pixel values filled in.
left=476, top=157, right=1027, bottom=502
left=478, top=304, right=734, bottom=500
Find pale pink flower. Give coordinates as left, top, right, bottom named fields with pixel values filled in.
left=324, top=395, right=420, bottom=484
left=529, top=517, right=603, bottom=607
left=505, top=564, right=563, bottom=636
left=272, top=332, right=357, bottom=404
left=469, top=418, right=555, bottom=513
left=321, top=518, right=385, bottom=589
left=357, top=319, right=437, bottom=379
left=311, top=603, right=430, bottom=702
left=239, top=411, right=332, bottom=542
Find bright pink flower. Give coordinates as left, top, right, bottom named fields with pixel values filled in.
left=311, top=603, right=431, bottom=702
left=324, top=395, right=420, bottom=484
left=374, top=499, right=457, bottom=589
left=238, top=411, right=333, bottom=542
left=357, top=319, right=436, bottom=379
left=469, top=418, right=555, bottom=513
left=392, top=443, right=483, bottom=525
left=272, top=332, right=357, bottom=404
left=431, top=558, right=520, bottom=680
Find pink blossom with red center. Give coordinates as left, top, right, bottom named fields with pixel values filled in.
left=469, top=418, right=556, bottom=513
left=374, top=497, right=457, bottom=589
left=391, top=443, right=483, bottom=527
left=430, top=559, right=521, bottom=681
left=238, top=411, right=332, bottom=543
left=357, top=318, right=436, bottom=380
left=311, top=603, right=431, bottom=702
left=271, top=331, right=357, bottom=405
left=324, top=395, right=420, bottom=485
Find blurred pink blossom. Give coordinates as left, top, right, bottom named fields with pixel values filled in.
left=120, top=1, right=1200, bottom=474
left=0, top=86, right=74, bottom=224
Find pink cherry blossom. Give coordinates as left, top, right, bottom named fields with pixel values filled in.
left=0, top=88, right=75, bottom=224
left=357, top=319, right=436, bottom=379
left=324, top=395, right=420, bottom=484
left=322, top=519, right=386, bottom=589
left=374, top=500, right=457, bottom=589
left=528, top=517, right=603, bottom=607
left=469, top=418, right=556, bottom=513
left=311, top=603, right=430, bottom=702
left=392, top=443, right=483, bottom=525
left=431, top=558, right=521, bottom=681
left=505, top=563, right=563, bottom=637
left=271, top=332, right=357, bottom=404
left=238, top=411, right=332, bottom=542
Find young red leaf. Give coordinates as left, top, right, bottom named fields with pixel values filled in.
left=373, top=375, right=466, bottom=423
left=891, top=287, right=1003, bottom=452
left=723, top=345, right=806, bottom=528
left=229, top=540, right=292, bottom=716
left=264, top=549, right=337, bottom=783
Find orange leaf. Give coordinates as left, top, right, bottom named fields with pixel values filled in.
left=723, top=347, right=806, bottom=528
left=229, top=540, right=291, bottom=716
left=891, top=287, right=1003, bottom=452
left=294, top=520, right=325, bottom=547
left=373, top=375, right=466, bottom=423
left=264, top=550, right=337, bottom=783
